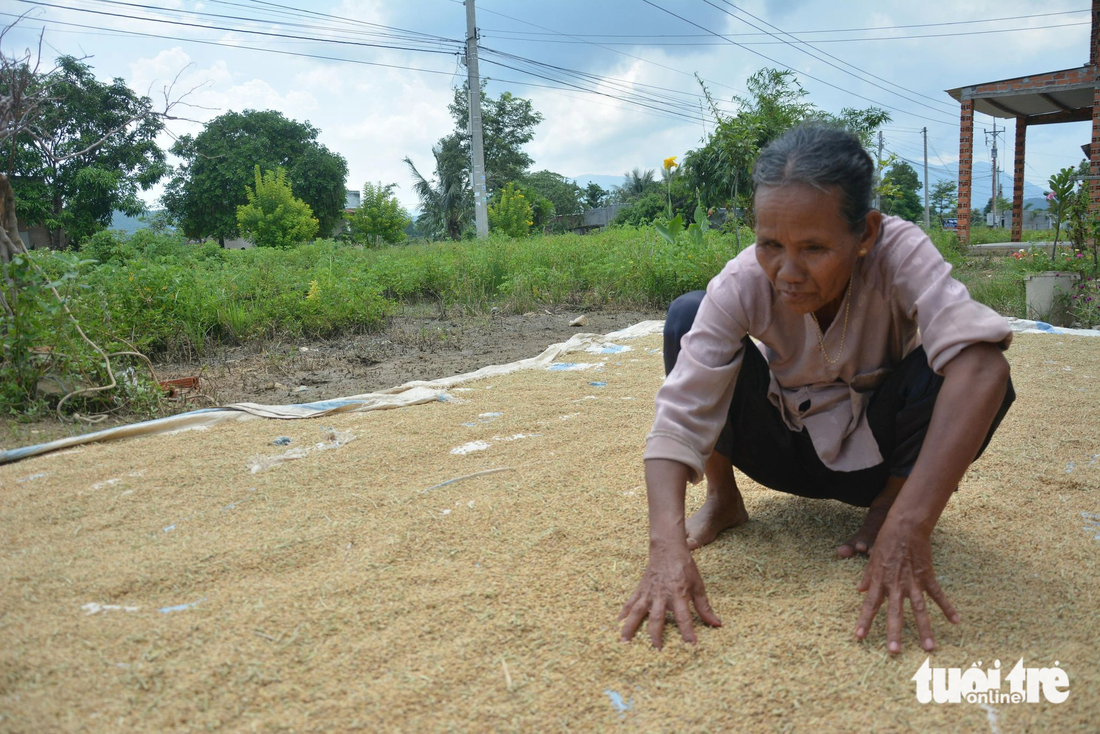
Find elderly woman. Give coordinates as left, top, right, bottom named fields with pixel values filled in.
left=619, top=124, right=1014, bottom=653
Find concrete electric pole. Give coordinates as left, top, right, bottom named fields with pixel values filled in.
left=465, top=0, right=489, bottom=238
left=985, top=120, right=1003, bottom=228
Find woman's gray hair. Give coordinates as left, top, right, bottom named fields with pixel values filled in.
left=752, top=123, right=875, bottom=233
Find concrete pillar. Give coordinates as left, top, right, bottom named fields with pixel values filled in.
left=957, top=99, right=974, bottom=245
left=1092, top=84, right=1100, bottom=220
left=1012, top=117, right=1027, bottom=242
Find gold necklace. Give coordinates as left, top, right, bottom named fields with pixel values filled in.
left=809, top=274, right=853, bottom=365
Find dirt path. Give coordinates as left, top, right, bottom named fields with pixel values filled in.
left=0, top=306, right=665, bottom=449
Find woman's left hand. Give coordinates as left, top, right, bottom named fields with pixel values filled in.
left=854, top=518, right=959, bottom=653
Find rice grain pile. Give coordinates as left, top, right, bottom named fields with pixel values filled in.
left=0, top=333, right=1096, bottom=731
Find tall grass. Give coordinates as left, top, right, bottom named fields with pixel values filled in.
left=33, top=222, right=1064, bottom=360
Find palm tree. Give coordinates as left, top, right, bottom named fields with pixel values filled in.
left=621, top=167, right=657, bottom=199
left=404, top=136, right=472, bottom=241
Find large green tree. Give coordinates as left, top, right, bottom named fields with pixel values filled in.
left=518, top=170, right=582, bottom=217
left=163, top=110, right=347, bottom=243
left=881, top=161, right=923, bottom=223
left=445, top=82, right=542, bottom=194
left=5, top=56, right=166, bottom=248
left=683, top=68, right=890, bottom=234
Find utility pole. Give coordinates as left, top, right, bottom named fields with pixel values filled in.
left=922, top=127, right=930, bottom=229
left=875, top=130, right=884, bottom=210
left=985, top=120, right=1003, bottom=228
left=465, top=0, right=489, bottom=238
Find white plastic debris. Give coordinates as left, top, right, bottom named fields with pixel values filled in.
left=83, top=603, right=139, bottom=615
left=569, top=315, right=588, bottom=327
left=451, top=440, right=491, bottom=455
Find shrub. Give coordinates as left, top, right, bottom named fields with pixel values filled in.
left=347, top=182, right=410, bottom=247
left=236, top=166, right=319, bottom=248
left=488, top=183, right=532, bottom=238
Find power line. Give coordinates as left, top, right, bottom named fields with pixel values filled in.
left=1, top=11, right=464, bottom=75
left=705, top=0, right=958, bottom=114
left=5, top=9, right=722, bottom=126
left=480, top=20, right=1091, bottom=46
left=479, top=47, right=728, bottom=119
left=461, top=0, right=747, bottom=98
left=15, top=0, right=462, bottom=55
left=481, top=9, right=1091, bottom=38
left=640, top=0, right=957, bottom=126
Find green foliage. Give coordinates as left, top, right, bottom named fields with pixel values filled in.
left=684, top=68, right=889, bottom=235
left=236, top=166, right=319, bottom=248
left=656, top=203, right=711, bottom=248
left=0, top=248, right=161, bottom=416
left=6, top=55, right=166, bottom=248
left=930, top=180, right=958, bottom=222
left=519, top=170, right=582, bottom=216
left=348, top=182, right=410, bottom=247
left=488, top=183, right=533, bottom=238
left=611, top=191, right=667, bottom=226
left=612, top=168, right=659, bottom=203
left=447, top=83, right=543, bottom=193
left=163, top=110, right=347, bottom=242
left=584, top=182, right=607, bottom=209
left=1046, top=166, right=1077, bottom=256
left=518, top=184, right=554, bottom=229
left=405, top=135, right=472, bottom=241
left=880, top=161, right=923, bottom=223
left=1066, top=276, right=1100, bottom=326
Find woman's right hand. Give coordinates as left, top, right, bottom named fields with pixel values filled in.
left=618, top=539, right=722, bottom=648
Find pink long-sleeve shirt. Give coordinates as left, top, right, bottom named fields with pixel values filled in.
left=644, top=216, right=1012, bottom=483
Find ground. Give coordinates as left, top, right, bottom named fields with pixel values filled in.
left=0, top=328, right=1096, bottom=731
left=0, top=306, right=664, bottom=451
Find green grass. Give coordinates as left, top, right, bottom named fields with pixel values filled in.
left=27, top=224, right=1098, bottom=363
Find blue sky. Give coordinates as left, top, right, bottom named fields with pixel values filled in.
left=3, top=0, right=1095, bottom=211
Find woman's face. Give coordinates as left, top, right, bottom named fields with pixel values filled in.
left=754, top=183, right=880, bottom=316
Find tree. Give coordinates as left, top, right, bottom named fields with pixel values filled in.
left=518, top=170, right=581, bottom=216
left=880, top=161, right=923, bottom=223
left=446, top=82, right=542, bottom=193
left=6, top=56, right=166, bottom=248
left=163, top=110, right=347, bottom=244
left=235, top=166, right=318, bottom=248
left=1, top=20, right=188, bottom=415
left=683, top=68, right=890, bottom=237
left=488, top=182, right=532, bottom=238
left=405, top=135, right=471, bottom=241
left=348, top=182, right=409, bottom=247
left=583, top=182, right=606, bottom=209
left=613, top=168, right=659, bottom=203
left=517, top=183, right=554, bottom=229
left=929, top=180, right=957, bottom=221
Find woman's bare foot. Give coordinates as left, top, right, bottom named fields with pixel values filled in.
left=685, top=452, right=749, bottom=550
left=836, top=476, right=905, bottom=558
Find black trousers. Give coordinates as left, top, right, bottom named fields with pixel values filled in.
left=664, top=291, right=1015, bottom=507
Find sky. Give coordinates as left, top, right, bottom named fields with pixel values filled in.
left=2, top=0, right=1096, bottom=213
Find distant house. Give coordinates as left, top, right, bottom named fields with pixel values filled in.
left=345, top=189, right=360, bottom=212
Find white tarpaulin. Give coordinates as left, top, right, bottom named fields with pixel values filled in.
left=1007, top=317, right=1100, bottom=337
left=0, top=322, right=665, bottom=466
